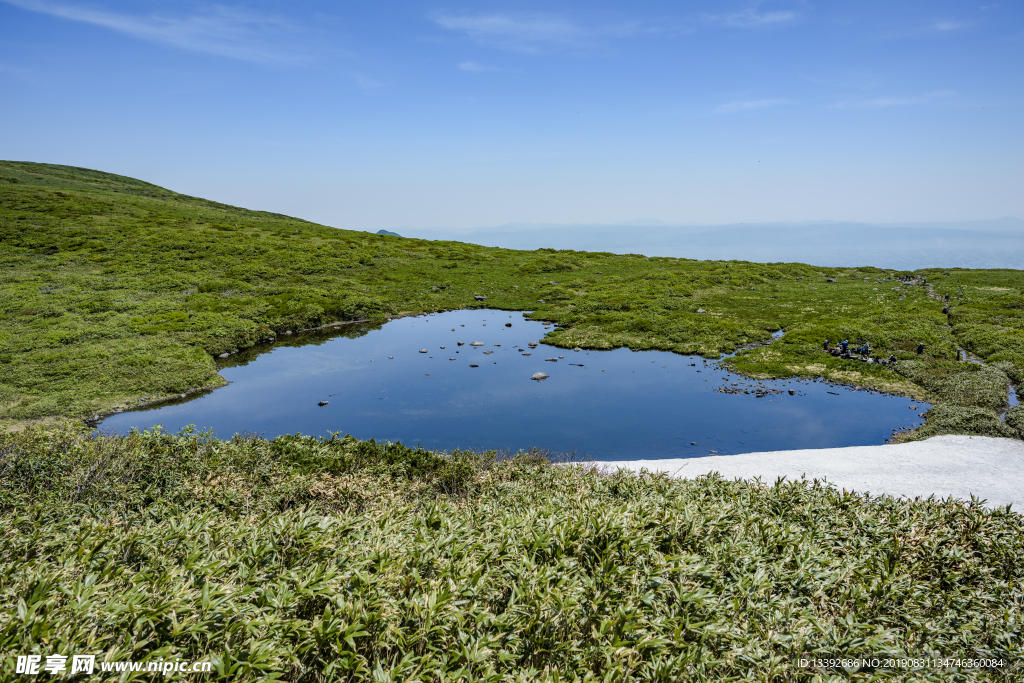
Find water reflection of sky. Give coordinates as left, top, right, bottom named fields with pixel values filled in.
left=101, top=310, right=929, bottom=460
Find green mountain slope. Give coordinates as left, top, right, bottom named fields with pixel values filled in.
left=1, top=161, right=1021, bottom=438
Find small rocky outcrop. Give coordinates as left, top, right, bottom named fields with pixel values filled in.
left=470, top=341, right=485, bottom=346
left=318, top=401, right=329, bottom=406
left=531, top=372, right=549, bottom=381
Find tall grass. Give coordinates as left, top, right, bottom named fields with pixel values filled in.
left=2, top=425, right=1022, bottom=680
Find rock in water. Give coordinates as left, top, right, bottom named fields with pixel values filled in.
left=574, top=347, right=582, bottom=352
left=457, top=341, right=465, bottom=346
left=505, top=322, right=512, bottom=327
left=470, top=341, right=485, bottom=346
left=531, top=372, right=549, bottom=381
left=545, top=358, right=558, bottom=362
left=483, top=350, right=494, bottom=355
left=419, top=349, right=428, bottom=353
left=788, top=390, right=795, bottom=395
left=470, top=364, right=479, bottom=368
left=318, top=401, right=329, bottom=406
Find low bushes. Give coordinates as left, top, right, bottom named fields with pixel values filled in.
left=1, top=425, right=1022, bottom=680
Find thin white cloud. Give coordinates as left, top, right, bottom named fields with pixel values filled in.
left=435, top=13, right=635, bottom=53
left=834, top=90, right=955, bottom=109
left=930, top=21, right=967, bottom=32
left=706, top=6, right=797, bottom=28
left=715, top=98, right=789, bottom=114
left=351, top=73, right=385, bottom=89
left=1, top=0, right=302, bottom=63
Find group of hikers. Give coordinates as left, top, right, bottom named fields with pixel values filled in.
left=822, top=338, right=911, bottom=365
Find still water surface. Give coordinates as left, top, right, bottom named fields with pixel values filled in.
left=102, top=310, right=928, bottom=460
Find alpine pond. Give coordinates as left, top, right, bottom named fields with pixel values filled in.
left=101, top=310, right=928, bottom=459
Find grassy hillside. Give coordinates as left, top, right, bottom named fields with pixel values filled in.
left=2, top=425, right=1021, bottom=680
left=1, top=161, right=1022, bottom=439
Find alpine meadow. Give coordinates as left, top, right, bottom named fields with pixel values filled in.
left=2, top=161, right=1023, bottom=681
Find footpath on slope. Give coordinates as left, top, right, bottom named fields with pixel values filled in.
left=591, top=435, right=1024, bottom=509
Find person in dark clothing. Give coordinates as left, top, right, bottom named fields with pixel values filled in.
left=841, top=340, right=849, bottom=353
left=943, top=307, right=948, bottom=315
left=917, top=343, right=925, bottom=354
left=823, top=339, right=830, bottom=350
left=889, top=355, right=897, bottom=363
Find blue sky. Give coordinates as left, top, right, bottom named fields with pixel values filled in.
left=1, top=0, right=1021, bottom=230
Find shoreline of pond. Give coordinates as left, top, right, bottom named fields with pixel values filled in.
left=96, top=309, right=931, bottom=459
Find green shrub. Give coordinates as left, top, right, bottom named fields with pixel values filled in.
left=0, top=425, right=1022, bottom=680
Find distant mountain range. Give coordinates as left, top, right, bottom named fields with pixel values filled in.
left=396, top=218, right=1024, bottom=270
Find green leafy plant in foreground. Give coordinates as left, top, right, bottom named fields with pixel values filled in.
left=1, top=425, right=1022, bottom=680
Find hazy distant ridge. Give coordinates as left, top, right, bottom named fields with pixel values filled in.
left=400, top=218, right=1024, bottom=270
